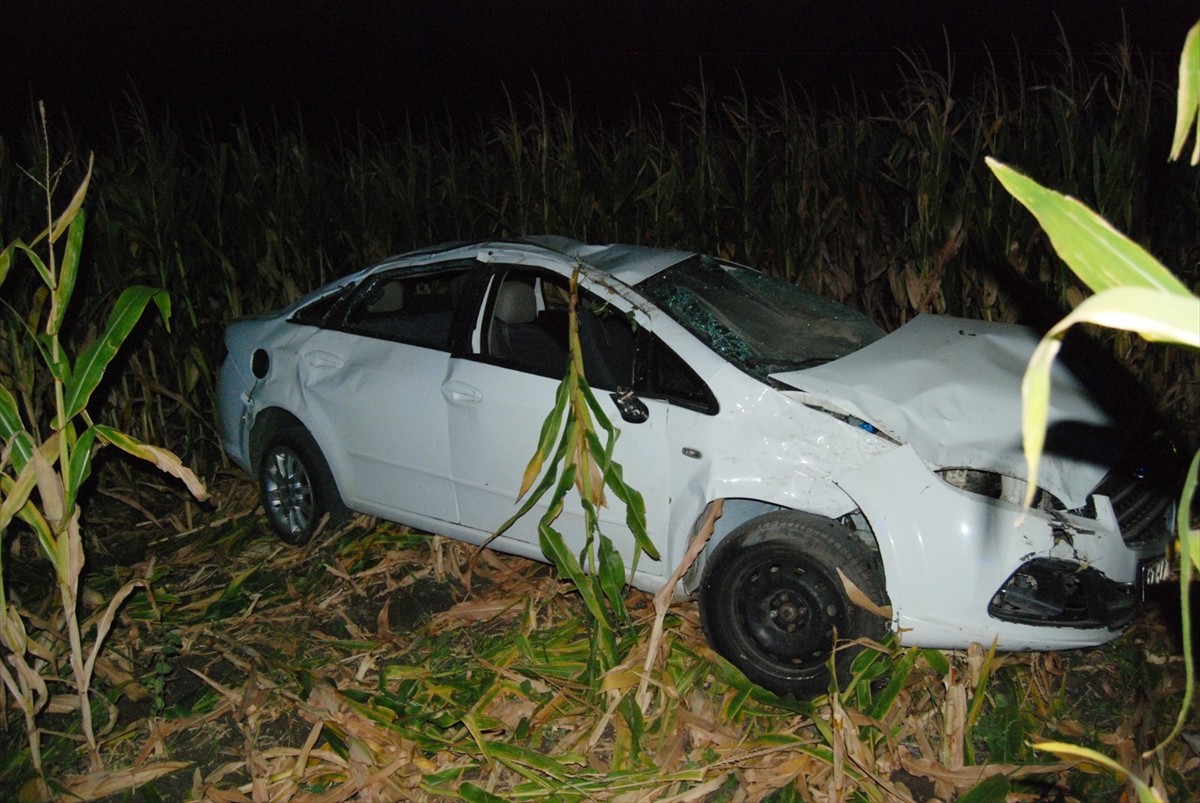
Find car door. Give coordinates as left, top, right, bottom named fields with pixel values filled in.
left=443, top=263, right=672, bottom=580
left=294, top=264, right=468, bottom=523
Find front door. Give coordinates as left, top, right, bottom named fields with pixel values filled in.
left=444, top=266, right=671, bottom=580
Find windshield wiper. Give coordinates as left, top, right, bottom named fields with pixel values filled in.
left=746, top=357, right=833, bottom=372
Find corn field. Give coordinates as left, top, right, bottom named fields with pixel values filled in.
left=1, top=43, right=1196, bottom=476
left=1, top=35, right=1200, bottom=801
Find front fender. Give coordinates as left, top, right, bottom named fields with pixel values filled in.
left=836, top=444, right=1135, bottom=650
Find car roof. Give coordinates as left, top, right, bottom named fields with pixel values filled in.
left=370, top=236, right=697, bottom=287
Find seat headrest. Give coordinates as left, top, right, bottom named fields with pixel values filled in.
left=493, top=282, right=537, bottom=324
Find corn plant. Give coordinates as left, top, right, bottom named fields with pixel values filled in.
left=0, top=113, right=208, bottom=786
left=491, top=267, right=656, bottom=764
left=988, top=21, right=1200, bottom=801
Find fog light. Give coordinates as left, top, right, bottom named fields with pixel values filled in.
left=988, top=558, right=1133, bottom=630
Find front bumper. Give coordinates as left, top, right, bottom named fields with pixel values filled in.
left=837, top=445, right=1170, bottom=651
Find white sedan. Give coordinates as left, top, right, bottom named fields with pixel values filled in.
left=217, top=237, right=1175, bottom=696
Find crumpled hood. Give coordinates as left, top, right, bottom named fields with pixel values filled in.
left=772, top=314, right=1118, bottom=508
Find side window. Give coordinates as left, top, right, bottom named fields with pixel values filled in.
left=636, top=333, right=719, bottom=414
left=291, top=286, right=350, bottom=326
left=340, top=269, right=467, bottom=350
left=483, top=269, right=637, bottom=391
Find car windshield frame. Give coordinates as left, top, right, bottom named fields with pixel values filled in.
left=636, top=255, right=885, bottom=378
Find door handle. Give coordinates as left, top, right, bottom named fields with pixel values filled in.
left=303, top=350, right=343, bottom=369
left=442, top=380, right=482, bottom=404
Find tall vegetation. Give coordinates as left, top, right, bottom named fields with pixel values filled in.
left=1, top=38, right=1195, bottom=478
left=0, top=111, right=207, bottom=793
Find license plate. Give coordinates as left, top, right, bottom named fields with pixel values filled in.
left=1138, top=556, right=1171, bottom=598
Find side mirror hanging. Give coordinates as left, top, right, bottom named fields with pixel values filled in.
left=610, top=388, right=649, bottom=424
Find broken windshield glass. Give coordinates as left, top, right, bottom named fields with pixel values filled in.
left=638, top=256, right=884, bottom=377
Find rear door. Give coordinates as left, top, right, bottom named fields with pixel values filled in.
left=295, top=263, right=470, bottom=522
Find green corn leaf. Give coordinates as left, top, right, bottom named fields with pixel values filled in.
left=539, top=525, right=608, bottom=627
left=61, top=286, right=171, bottom=425
left=1170, top=22, right=1200, bottom=165
left=49, top=154, right=93, bottom=243
left=866, top=647, right=919, bottom=721
left=0, top=385, right=34, bottom=473
left=458, top=783, right=507, bottom=803
left=0, top=245, right=12, bottom=291
left=1149, top=446, right=1199, bottom=757
left=986, top=158, right=1191, bottom=297
left=493, top=417, right=577, bottom=541
left=36, top=332, right=71, bottom=384
left=579, top=372, right=616, bottom=434
left=957, top=774, right=1012, bottom=803
left=597, top=534, right=629, bottom=623
left=1021, top=287, right=1200, bottom=506
left=50, top=208, right=86, bottom=337
left=459, top=712, right=491, bottom=763
left=1181, top=448, right=1200, bottom=573
left=0, top=474, right=55, bottom=564
left=64, top=427, right=97, bottom=513
left=12, top=242, right=54, bottom=292
left=921, top=648, right=951, bottom=676
left=517, top=374, right=569, bottom=499
left=599, top=457, right=656, bottom=560
left=486, top=740, right=585, bottom=784
left=93, top=424, right=208, bottom=501
left=1033, top=742, right=1161, bottom=801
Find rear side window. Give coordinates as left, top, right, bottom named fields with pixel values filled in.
left=339, top=269, right=468, bottom=350
left=291, top=288, right=347, bottom=325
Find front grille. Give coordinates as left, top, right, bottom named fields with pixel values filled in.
left=1091, top=469, right=1175, bottom=548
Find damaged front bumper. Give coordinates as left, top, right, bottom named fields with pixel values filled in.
left=837, top=444, right=1172, bottom=651
left=988, top=557, right=1135, bottom=630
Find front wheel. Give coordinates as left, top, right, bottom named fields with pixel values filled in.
left=259, top=427, right=346, bottom=544
left=699, top=512, right=889, bottom=698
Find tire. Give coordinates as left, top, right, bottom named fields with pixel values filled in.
left=699, top=511, right=889, bottom=698
left=258, top=427, right=347, bottom=545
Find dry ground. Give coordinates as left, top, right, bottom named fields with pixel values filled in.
left=2, top=475, right=1198, bottom=801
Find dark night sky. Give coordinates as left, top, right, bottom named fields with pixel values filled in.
left=2, top=1, right=1197, bottom=140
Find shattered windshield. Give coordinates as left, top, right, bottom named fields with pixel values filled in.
left=638, top=256, right=885, bottom=376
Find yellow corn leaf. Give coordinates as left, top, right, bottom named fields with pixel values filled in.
left=1170, top=22, right=1200, bottom=165
left=30, top=446, right=64, bottom=528
left=49, top=154, right=94, bottom=243
left=93, top=425, right=209, bottom=501
left=1033, top=742, right=1161, bottom=801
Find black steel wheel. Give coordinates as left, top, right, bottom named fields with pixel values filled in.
left=699, top=512, right=888, bottom=698
left=258, top=427, right=346, bottom=544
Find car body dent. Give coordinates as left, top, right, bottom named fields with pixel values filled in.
left=217, top=237, right=1170, bottom=663
left=835, top=443, right=1134, bottom=649
left=774, top=314, right=1116, bottom=508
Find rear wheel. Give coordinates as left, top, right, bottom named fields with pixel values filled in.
left=699, top=512, right=888, bottom=698
left=259, top=427, right=346, bottom=544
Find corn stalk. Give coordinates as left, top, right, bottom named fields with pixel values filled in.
left=0, top=110, right=208, bottom=782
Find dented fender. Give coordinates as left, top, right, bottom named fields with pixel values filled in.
left=836, top=444, right=1136, bottom=650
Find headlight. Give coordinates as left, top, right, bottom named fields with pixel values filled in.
left=936, top=468, right=1059, bottom=508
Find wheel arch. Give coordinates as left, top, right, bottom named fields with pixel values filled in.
left=679, top=497, right=885, bottom=596
left=248, top=407, right=308, bottom=472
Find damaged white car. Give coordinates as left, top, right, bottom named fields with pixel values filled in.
left=217, top=237, right=1176, bottom=696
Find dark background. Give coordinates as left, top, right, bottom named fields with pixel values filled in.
left=3, top=1, right=1196, bottom=140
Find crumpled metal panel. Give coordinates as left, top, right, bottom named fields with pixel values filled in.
left=837, top=443, right=1134, bottom=650
left=775, top=314, right=1116, bottom=508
